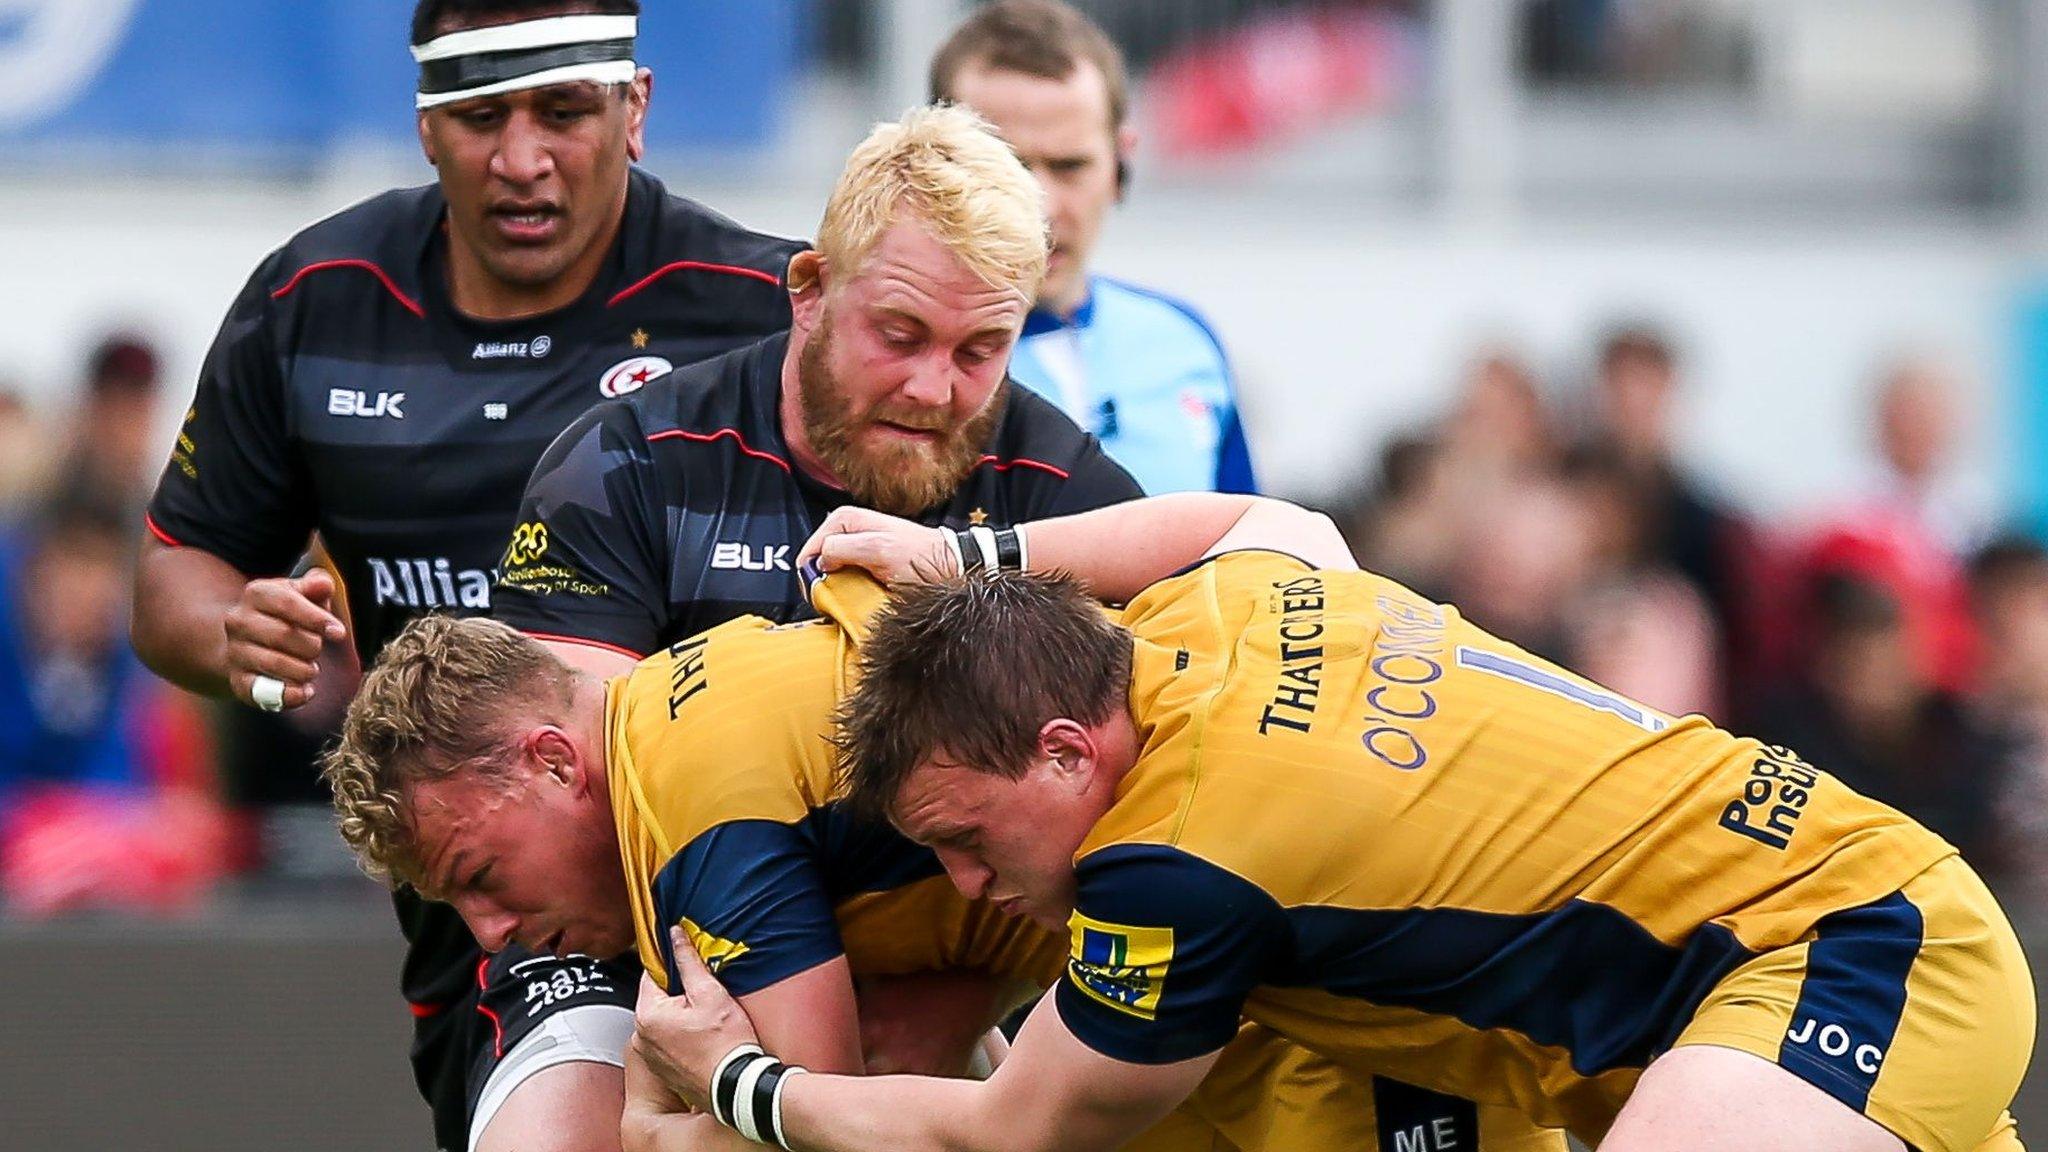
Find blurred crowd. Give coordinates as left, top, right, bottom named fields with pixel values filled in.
left=1331, top=325, right=2048, bottom=902
left=4, top=322, right=2047, bottom=916
left=0, top=334, right=229, bottom=917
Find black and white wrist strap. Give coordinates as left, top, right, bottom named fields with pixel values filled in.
left=710, top=1043, right=808, bottom=1149
left=947, top=524, right=1029, bottom=578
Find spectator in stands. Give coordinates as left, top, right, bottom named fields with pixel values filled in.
left=932, top=0, right=1258, bottom=494
left=1563, top=569, right=1721, bottom=721
left=0, top=383, right=51, bottom=515
left=1968, top=536, right=2048, bottom=898
left=1447, top=478, right=1597, bottom=662
left=1867, top=353, right=2000, bottom=555
left=1581, top=324, right=1767, bottom=711
left=0, top=494, right=223, bottom=914
left=1752, top=570, right=2007, bottom=865
left=1343, top=432, right=1457, bottom=599
left=64, top=333, right=164, bottom=513
left=1441, top=347, right=1559, bottom=486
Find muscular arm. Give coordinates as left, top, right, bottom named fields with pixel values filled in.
left=637, top=964, right=1214, bottom=1152
left=804, top=493, right=1355, bottom=603
left=1022, top=493, right=1356, bottom=601
left=131, top=535, right=344, bottom=709
left=623, top=958, right=864, bottom=1152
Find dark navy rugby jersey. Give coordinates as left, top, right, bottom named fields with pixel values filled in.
left=143, top=167, right=804, bottom=1012
left=146, top=167, right=805, bottom=664
left=493, top=330, right=1143, bottom=656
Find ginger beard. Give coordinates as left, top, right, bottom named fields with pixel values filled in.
left=796, top=312, right=1007, bottom=516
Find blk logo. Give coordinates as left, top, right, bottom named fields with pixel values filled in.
left=328, top=389, right=404, bottom=419
left=711, top=542, right=792, bottom=572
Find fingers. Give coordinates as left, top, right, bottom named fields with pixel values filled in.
left=292, top=569, right=348, bottom=641
left=222, top=577, right=346, bottom=710
left=797, top=507, right=889, bottom=569
left=231, top=580, right=344, bottom=653
left=669, top=924, right=724, bottom=1002
left=813, top=532, right=894, bottom=577
left=638, top=971, right=669, bottom=1009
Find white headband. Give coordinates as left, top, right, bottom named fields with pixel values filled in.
left=413, top=14, right=638, bottom=110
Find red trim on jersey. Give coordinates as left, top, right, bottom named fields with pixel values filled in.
left=270, top=259, right=426, bottom=318
left=408, top=1000, right=445, bottom=1019
left=476, top=956, right=506, bottom=1059
left=143, top=513, right=184, bottom=548
left=523, top=632, right=645, bottom=661
left=646, top=427, right=794, bottom=473
left=976, top=455, right=1071, bottom=480
left=607, top=261, right=781, bottom=308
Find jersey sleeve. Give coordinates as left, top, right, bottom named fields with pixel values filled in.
left=144, top=253, right=316, bottom=576
left=649, top=819, right=844, bottom=998
left=805, top=569, right=891, bottom=648
left=1042, top=437, right=1145, bottom=513
left=1055, top=843, right=1288, bottom=1065
left=1212, top=405, right=1259, bottom=495
left=492, top=401, right=670, bottom=658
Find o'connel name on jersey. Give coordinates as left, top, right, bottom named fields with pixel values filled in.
left=370, top=557, right=493, bottom=609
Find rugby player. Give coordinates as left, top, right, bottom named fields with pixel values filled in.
left=324, top=493, right=1563, bottom=1152
left=931, top=0, right=1257, bottom=495
left=634, top=512, right=2035, bottom=1152
left=483, top=100, right=1549, bottom=1151
left=487, top=102, right=1140, bottom=674
left=128, top=3, right=802, bottom=1150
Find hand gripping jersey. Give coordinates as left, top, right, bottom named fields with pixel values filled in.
left=493, top=332, right=1143, bottom=657
left=1052, top=550, right=2031, bottom=1152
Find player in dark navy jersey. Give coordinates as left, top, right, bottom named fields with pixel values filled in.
left=494, top=329, right=1136, bottom=655
left=493, top=104, right=1139, bottom=669
left=477, top=104, right=1134, bottom=1111
left=128, top=4, right=802, bottom=1151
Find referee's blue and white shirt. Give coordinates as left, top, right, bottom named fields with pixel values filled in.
left=1009, top=275, right=1258, bottom=496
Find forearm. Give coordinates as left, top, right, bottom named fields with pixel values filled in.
left=130, top=538, right=240, bottom=696
left=781, top=1072, right=1027, bottom=1152
left=624, top=1107, right=774, bottom=1152
left=1023, top=494, right=1351, bottom=601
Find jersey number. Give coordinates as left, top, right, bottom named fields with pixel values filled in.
left=1454, top=646, right=1667, bottom=733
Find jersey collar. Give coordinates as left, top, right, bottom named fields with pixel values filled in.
left=1021, top=275, right=1099, bottom=338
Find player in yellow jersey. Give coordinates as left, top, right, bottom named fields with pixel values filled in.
left=631, top=510, right=2034, bottom=1152
left=322, top=492, right=1567, bottom=1152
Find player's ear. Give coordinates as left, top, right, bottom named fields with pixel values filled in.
left=417, top=112, right=438, bottom=167
left=1037, top=718, right=1097, bottom=790
left=1113, top=124, right=1138, bottom=203
left=527, top=726, right=584, bottom=789
left=624, top=68, right=653, bottom=163
left=787, top=251, right=827, bottom=332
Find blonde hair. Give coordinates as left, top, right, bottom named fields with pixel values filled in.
left=812, top=103, right=1047, bottom=300
left=320, top=615, right=574, bottom=887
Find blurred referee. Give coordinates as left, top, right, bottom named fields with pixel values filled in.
left=128, top=3, right=802, bottom=1151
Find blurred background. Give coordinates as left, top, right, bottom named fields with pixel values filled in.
left=3, top=0, right=2048, bottom=1147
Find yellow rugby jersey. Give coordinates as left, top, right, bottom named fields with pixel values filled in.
left=609, top=571, right=1061, bottom=997
left=1057, top=550, right=1960, bottom=1140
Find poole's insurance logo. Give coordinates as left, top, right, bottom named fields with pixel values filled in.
left=0, top=1, right=143, bottom=131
